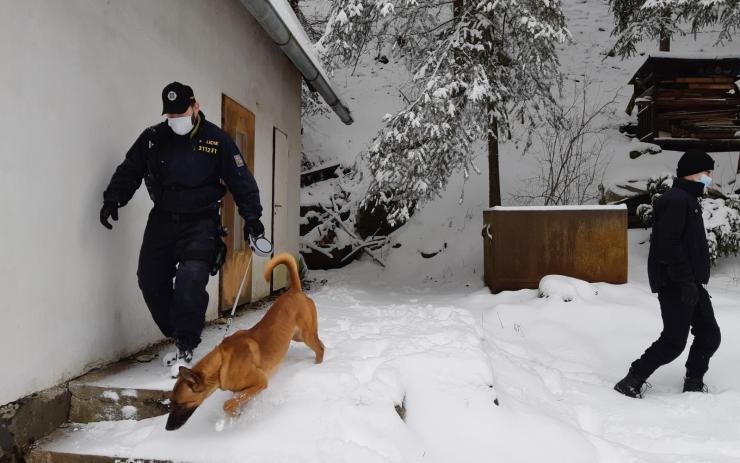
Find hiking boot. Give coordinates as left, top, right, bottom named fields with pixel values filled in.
left=683, top=377, right=708, bottom=393
left=162, top=348, right=194, bottom=368
left=614, top=372, right=650, bottom=399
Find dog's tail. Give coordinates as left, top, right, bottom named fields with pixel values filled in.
left=263, top=253, right=302, bottom=292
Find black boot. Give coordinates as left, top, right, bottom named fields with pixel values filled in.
left=683, top=377, right=708, bottom=393
left=614, top=372, right=650, bottom=398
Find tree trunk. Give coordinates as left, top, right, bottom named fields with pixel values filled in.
left=488, top=118, right=501, bottom=207
left=659, top=9, right=671, bottom=52
left=659, top=33, right=670, bottom=52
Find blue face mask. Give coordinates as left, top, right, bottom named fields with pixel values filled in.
left=697, top=174, right=712, bottom=187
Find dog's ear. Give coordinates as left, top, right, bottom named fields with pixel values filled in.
left=179, top=367, right=205, bottom=392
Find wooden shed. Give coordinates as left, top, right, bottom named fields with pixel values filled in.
left=627, top=53, right=740, bottom=151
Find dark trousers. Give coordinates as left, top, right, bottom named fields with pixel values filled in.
left=137, top=210, right=218, bottom=351
left=631, top=284, right=721, bottom=380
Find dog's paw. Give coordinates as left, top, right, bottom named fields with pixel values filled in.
left=223, top=399, right=241, bottom=417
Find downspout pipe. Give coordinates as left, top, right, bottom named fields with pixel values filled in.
left=240, top=0, right=354, bottom=125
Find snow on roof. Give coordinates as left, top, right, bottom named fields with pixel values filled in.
left=240, top=0, right=353, bottom=124
left=646, top=51, right=740, bottom=61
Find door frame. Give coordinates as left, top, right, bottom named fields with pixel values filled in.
left=270, top=127, right=289, bottom=293
left=270, top=128, right=276, bottom=294
left=219, top=94, right=256, bottom=311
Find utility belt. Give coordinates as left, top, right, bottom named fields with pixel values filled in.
left=144, top=175, right=226, bottom=215
left=151, top=205, right=220, bottom=223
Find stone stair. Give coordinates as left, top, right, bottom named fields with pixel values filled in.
left=67, top=360, right=172, bottom=424
left=26, top=346, right=176, bottom=463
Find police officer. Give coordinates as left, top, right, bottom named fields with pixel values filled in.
left=100, top=82, right=264, bottom=367
left=615, top=150, right=721, bottom=398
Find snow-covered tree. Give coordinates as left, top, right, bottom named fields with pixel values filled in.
left=318, top=0, right=569, bottom=224
left=607, top=0, right=740, bottom=58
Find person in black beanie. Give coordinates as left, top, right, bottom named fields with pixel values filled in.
left=615, top=150, right=720, bottom=398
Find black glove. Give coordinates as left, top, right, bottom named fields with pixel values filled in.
left=244, top=218, right=265, bottom=239
left=697, top=286, right=713, bottom=316
left=100, top=202, right=119, bottom=230
left=680, top=282, right=699, bottom=307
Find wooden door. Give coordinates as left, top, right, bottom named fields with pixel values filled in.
left=271, top=128, right=290, bottom=291
left=220, top=95, right=256, bottom=310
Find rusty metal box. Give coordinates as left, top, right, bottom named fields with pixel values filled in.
left=483, top=206, right=628, bottom=293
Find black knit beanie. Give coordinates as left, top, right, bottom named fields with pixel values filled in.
left=676, top=150, right=715, bottom=177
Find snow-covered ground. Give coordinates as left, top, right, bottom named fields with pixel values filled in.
left=47, top=229, right=740, bottom=462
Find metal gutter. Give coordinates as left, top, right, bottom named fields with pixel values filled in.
left=240, top=0, right=354, bottom=125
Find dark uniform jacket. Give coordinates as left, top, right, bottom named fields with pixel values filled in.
left=103, top=112, right=261, bottom=219
left=647, top=178, right=710, bottom=293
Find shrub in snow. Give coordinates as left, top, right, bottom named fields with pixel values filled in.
left=355, top=192, right=415, bottom=239
left=515, top=80, right=613, bottom=206
left=636, top=174, right=672, bottom=225
left=299, top=165, right=389, bottom=269
left=638, top=174, right=740, bottom=264
left=538, top=275, right=598, bottom=302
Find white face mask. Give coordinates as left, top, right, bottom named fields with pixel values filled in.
left=167, top=114, right=194, bottom=135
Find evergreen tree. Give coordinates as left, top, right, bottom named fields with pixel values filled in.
left=608, top=0, right=740, bottom=58
left=317, top=0, right=569, bottom=224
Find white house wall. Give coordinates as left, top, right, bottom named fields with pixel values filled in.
left=0, top=0, right=302, bottom=405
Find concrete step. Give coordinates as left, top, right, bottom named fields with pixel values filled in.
left=69, top=382, right=170, bottom=424
left=67, top=346, right=176, bottom=423
left=27, top=425, right=172, bottom=463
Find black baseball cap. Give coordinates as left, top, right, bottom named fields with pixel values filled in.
left=161, top=82, right=195, bottom=115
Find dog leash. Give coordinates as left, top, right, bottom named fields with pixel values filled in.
left=222, top=235, right=273, bottom=339
left=223, top=255, right=252, bottom=338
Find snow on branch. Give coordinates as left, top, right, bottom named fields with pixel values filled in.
left=607, top=0, right=740, bottom=58
left=318, top=0, right=570, bottom=224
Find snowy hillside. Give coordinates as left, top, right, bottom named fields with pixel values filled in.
left=301, top=0, right=739, bottom=278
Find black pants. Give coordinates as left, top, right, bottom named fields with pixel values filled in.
left=137, top=209, right=218, bottom=351
left=631, top=284, right=721, bottom=380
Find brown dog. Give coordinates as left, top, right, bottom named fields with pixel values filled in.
left=165, top=253, right=324, bottom=430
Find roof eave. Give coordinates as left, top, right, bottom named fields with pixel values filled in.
left=239, top=0, right=354, bottom=125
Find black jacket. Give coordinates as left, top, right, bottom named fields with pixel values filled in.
left=647, top=178, right=710, bottom=292
left=103, top=112, right=262, bottom=219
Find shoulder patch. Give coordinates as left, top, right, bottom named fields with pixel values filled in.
left=233, top=155, right=245, bottom=168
